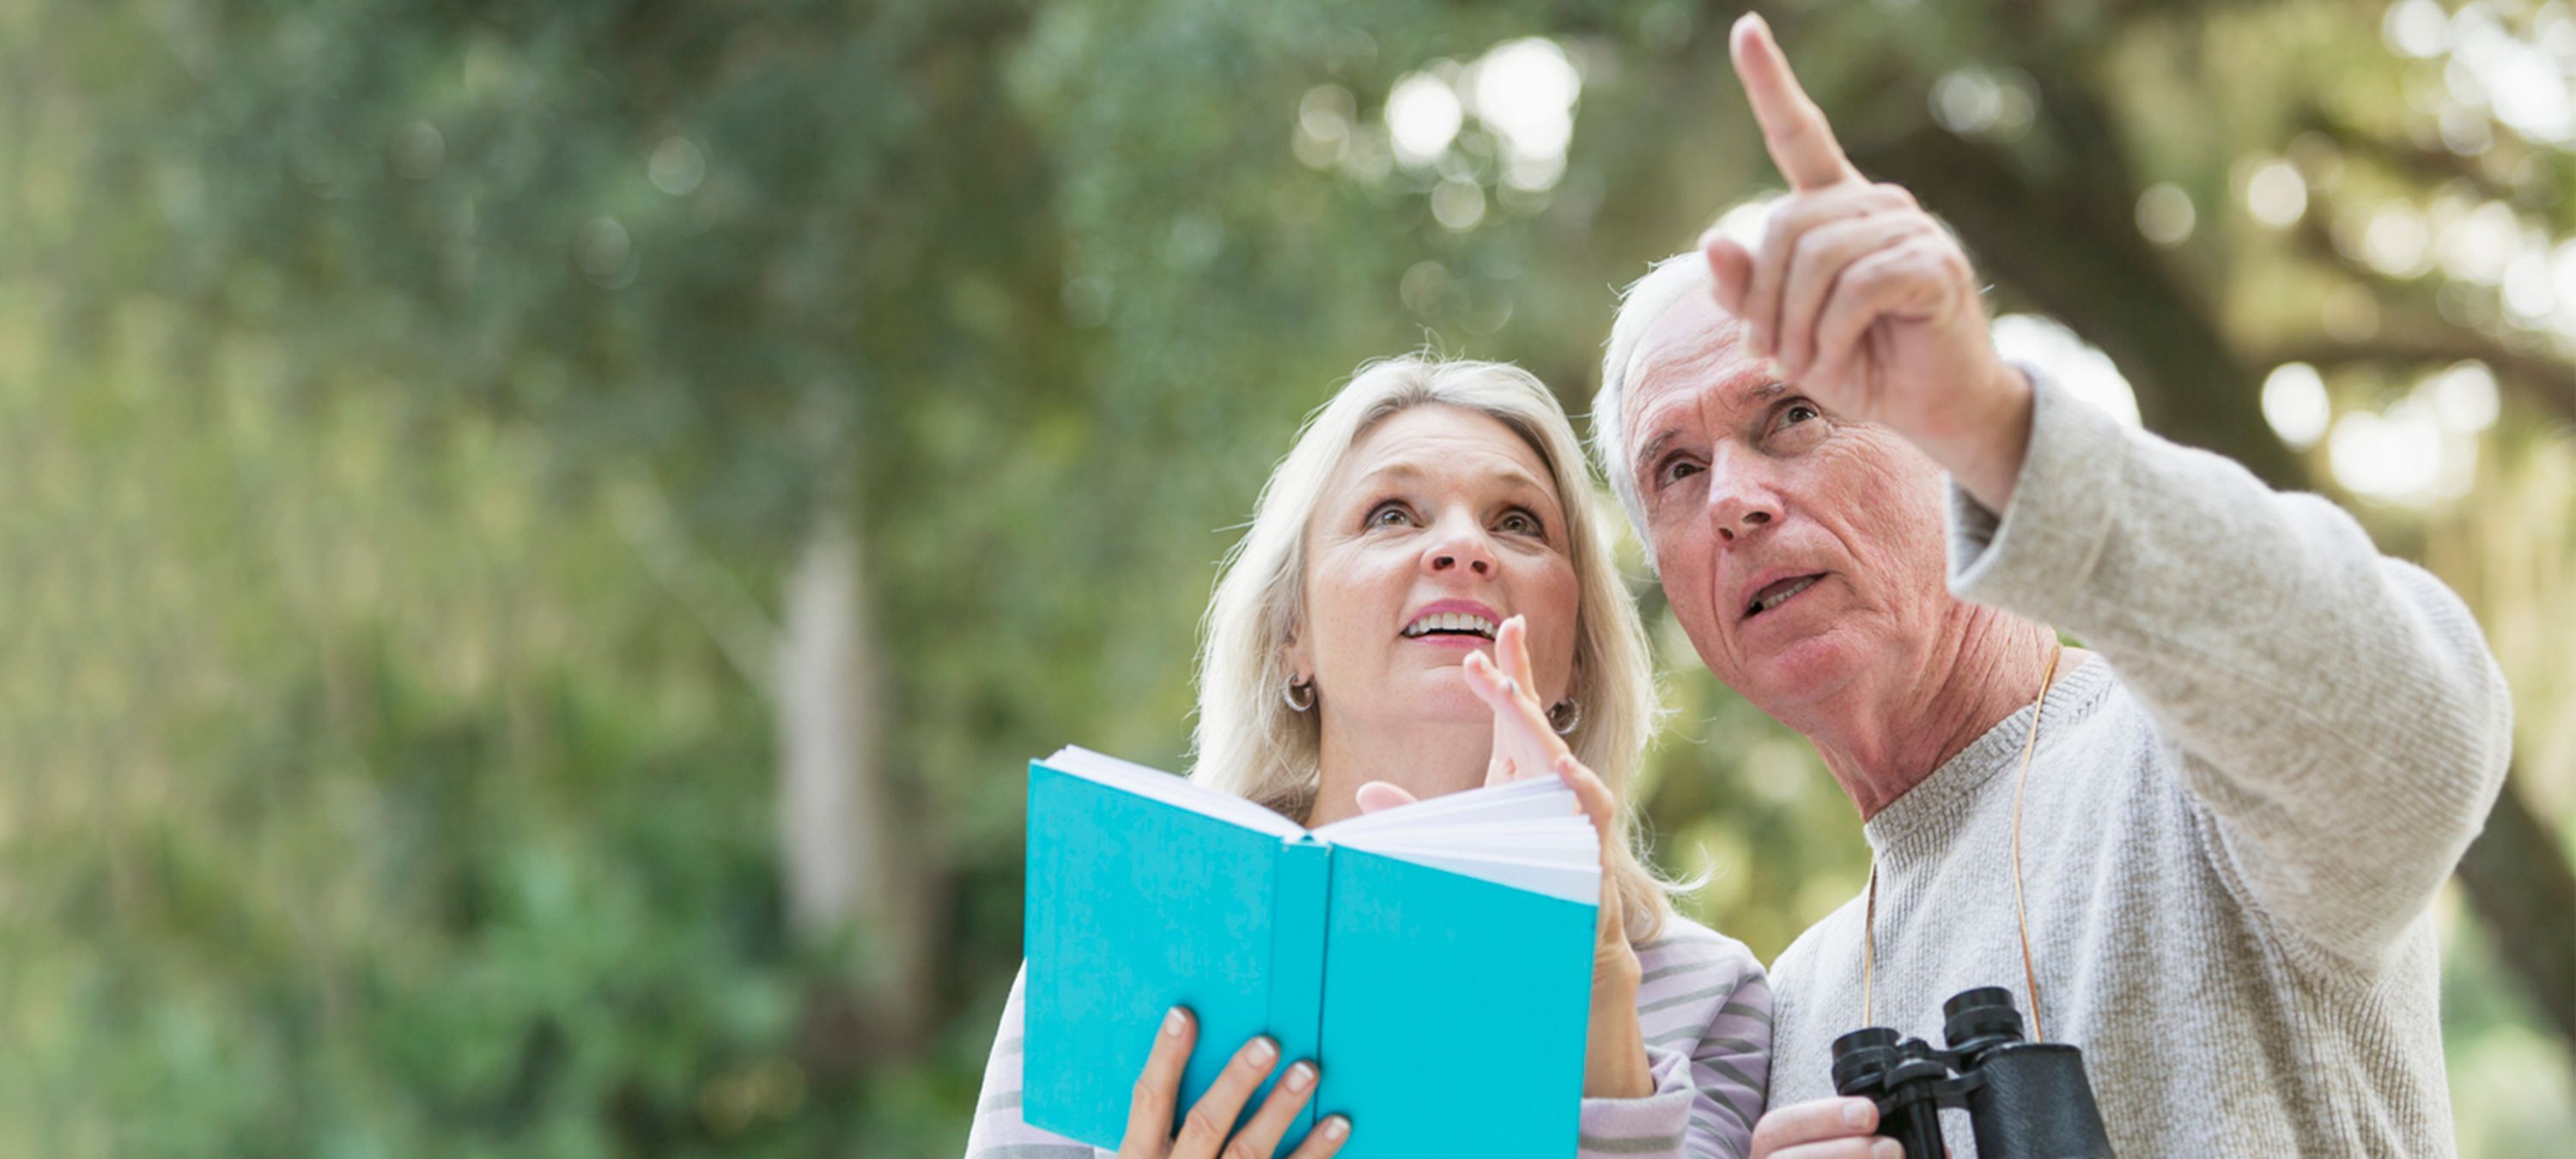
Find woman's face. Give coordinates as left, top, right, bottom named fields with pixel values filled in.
left=1288, top=404, right=1583, bottom=727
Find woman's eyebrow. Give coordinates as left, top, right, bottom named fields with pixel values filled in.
left=1348, top=462, right=1427, bottom=491
left=1352, top=461, right=1553, bottom=502
left=1360, top=458, right=1535, bottom=492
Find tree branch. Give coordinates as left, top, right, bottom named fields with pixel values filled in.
left=2257, top=325, right=2576, bottom=429
left=2280, top=208, right=2576, bottom=429
left=2456, top=773, right=2576, bottom=1049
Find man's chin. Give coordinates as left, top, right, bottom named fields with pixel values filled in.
left=1728, top=633, right=1863, bottom=710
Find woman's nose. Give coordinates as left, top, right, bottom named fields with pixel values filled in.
left=1422, top=519, right=1497, bottom=576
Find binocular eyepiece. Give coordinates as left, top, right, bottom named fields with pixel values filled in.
left=1828, top=987, right=2114, bottom=1159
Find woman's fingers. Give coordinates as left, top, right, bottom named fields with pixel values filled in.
left=1353, top=780, right=1418, bottom=814
left=1283, top=1115, right=1353, bottom=1158
left=1465, top=653, right=1560, bottom=754
left=1220, top=1059, right=1322, bottom=1159
left=1497, top=614, right=1540, bottom=689
left=1121, top=1007, right=1200, bottom=1155
left=1166, top=1035, right=1281, bottom=1159
left=1551, top=754, right=1619, bottom=839
left=1462, top=651, right=1543, bottom=725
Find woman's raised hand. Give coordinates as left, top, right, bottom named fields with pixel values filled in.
left=1118, top=1006, right=1350, bottom=1159
left=1349, top=617, right=1653, bottom=1096
left=1461, top=616, right=1579, bottom=792
left=1461, top=616, right=1655, bottom=1099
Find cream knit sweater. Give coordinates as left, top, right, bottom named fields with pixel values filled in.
left=1763, top=373, right=2514, bottom=1156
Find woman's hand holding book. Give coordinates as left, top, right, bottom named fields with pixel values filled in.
left=1115, top=1007, right=1351, bottom=1159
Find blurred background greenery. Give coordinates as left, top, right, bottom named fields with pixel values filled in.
left=3, top=0, right=2572, bottom=1155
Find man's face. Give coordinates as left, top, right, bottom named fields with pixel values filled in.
left=1620, top=291, right=1956, bottom=713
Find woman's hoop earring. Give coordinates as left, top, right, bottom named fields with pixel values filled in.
left=1548, top=698, right=1581, bottom=736
left=1284, top=677, right=1316, bottom=713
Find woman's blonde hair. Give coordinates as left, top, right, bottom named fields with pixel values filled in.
left=1190, top=355, right=1680, bottom=944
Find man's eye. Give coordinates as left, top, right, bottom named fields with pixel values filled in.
left=1656, top=458, right=1703, bottom=488
left=1765, top=401, right=1828, bottom=452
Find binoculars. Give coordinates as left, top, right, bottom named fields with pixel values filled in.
left=1829, top=986, right=2114, bottom=1159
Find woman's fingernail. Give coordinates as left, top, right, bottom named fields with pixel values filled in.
left=1873, top=1141, right=1902, bottom=1159
left=1247, top=1036, right=1277, bottom=1065
left=1844, top=1100, right=1874, bottom=1130
left=1321, top=1116, right=1350, bottom=1140
left=1163, top=1008, right=1189, bottom=1036
left=1284, top=1062, right=1315, bottom=1091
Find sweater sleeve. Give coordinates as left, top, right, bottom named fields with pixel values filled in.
left=1577, top=932, right=1773, bottom=1159
left=963, top=965, right=1108, bottom=1159
left=1945, top=367, right=2513, bottom=969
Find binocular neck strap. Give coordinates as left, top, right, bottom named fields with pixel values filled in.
left=1861, top=640, right=2066, bottom=1040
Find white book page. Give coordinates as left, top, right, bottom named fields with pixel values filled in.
left=1346, top=850, right=1600, bottom=904
left=1038, top=749, right=1602, bottom=902
left=1039, top=745, right=1305, bottom=838
left=1360, top=834, right=1597, bottom=871
left=1309, top=775, right=1570, bottom=840
left=1321, top=779, right=1601, bottom=905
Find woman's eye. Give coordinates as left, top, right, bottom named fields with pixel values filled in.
left=1498, top=509, right=1543, bottom=536
left=1367, top=503, right=1413, bottom=528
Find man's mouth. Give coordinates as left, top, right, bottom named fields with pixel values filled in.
left=1744, top=573, right=1825, bottom=619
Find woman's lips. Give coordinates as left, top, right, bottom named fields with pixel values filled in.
left=1403, top=632, right=1495, bottom=650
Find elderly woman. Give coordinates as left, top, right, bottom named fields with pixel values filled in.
left=963, top=356, right=1771, bottom=1159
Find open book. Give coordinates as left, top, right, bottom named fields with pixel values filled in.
left=1022, top=745, right=1601, bottom=1159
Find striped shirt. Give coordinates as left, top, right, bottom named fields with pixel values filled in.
left=963, top=916, right=1771, bottom=1158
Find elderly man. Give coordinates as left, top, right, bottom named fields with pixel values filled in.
left=1592, top=15, right=2513, bottom=1157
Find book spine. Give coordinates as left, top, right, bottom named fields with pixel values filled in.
left=1267, top=834, right=1332, bottom=1144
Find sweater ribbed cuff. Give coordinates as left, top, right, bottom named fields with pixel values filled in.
left=1575, top=1044, right=1696, bottom=1157
left=1947, top=363, right=2125, bottom=621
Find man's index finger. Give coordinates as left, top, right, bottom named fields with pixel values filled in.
left=1730, top=14, right=1860, bottom=191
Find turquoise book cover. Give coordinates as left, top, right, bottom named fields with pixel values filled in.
left=1021, top=746, right=1600, bottom=1158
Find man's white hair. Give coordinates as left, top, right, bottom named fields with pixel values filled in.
left=1591, top=252, right=1721, bottom=568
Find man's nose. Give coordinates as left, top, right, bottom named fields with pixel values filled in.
left=1422, top=515, right=1498, bottom=576
left=1704, top=446, right=1783, bottom=544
